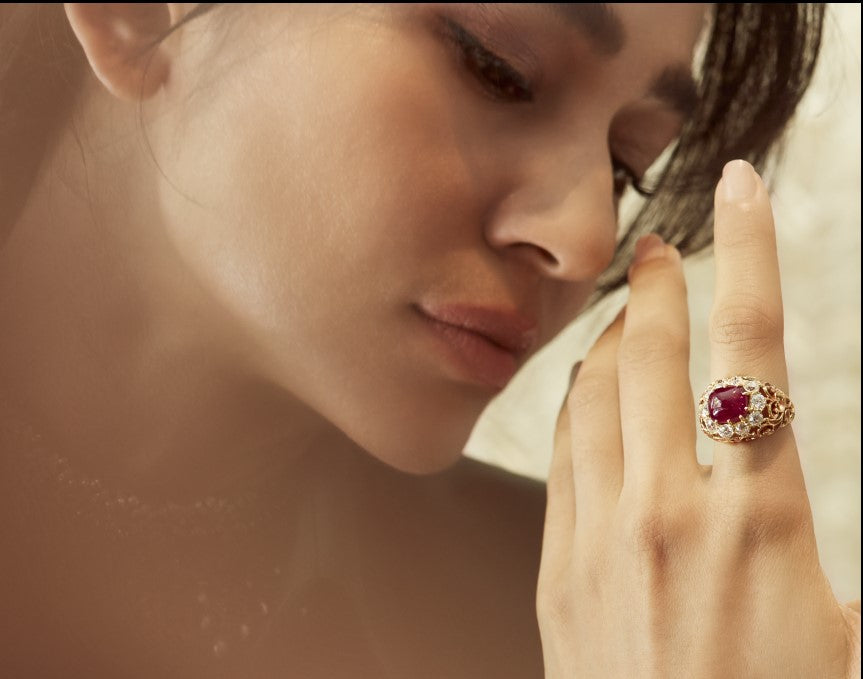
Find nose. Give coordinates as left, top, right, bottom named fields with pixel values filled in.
left=484, top=149, right=618, bottom=282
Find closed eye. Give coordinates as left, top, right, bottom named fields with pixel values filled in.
left=441, top=18, right=534, bottom=104
left=612, top=158, right=656, bottom=199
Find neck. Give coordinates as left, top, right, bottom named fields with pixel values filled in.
left=0, top=388, right=416, bottom=671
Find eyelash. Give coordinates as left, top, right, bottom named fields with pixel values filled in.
left=443, top=18, right=656, bottom=199
left=613, top=161, right=657, bottom=199
left=443, top=18, right=534, bottom=103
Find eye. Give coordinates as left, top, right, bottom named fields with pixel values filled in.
left=612, top=158, right=656, bottom=199
left=442, top=19, right=534, bottom=104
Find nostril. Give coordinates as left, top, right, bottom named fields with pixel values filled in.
left=510, top=242, right=560, bottom=272
left=534, top=244, right=558, bottom=267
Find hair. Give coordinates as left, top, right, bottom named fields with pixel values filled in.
left=0, top=3, right=825, bottom=306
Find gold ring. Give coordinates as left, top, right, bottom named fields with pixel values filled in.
left=697, top=375, right=794, bottom=443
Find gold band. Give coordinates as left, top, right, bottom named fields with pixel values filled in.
left=698, top=375, right=794, bottom=443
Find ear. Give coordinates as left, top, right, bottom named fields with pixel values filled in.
left=63, top=3, right=186, bottom=102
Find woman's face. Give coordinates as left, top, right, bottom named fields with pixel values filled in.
left=149, top=4, right=706, bottom=474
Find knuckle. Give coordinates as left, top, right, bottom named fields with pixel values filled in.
left=623, top=507, right=678, bottom=568
left=620, top=500, right=702, bottom=570
left=536, top=579, right=574, bottom=629
left=730, top=493, right=814, bottom=552
left=618, top=328, right=689, bottom=371
left=577, top=549, right=610, bottom=599
left=710, top=298, right=784, bottom=355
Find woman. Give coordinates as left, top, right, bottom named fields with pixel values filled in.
left=0, top=3, right=858, bottom=678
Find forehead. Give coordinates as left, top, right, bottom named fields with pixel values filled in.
left=542, top=4, right=708, bottom=55
left=613, top=4, right=708, bottom=58
left=536, top=3, right=709, bottom=116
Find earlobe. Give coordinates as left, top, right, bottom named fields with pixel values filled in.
left=63, top=3, right=182, bottom=102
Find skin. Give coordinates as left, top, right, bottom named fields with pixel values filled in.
left=0, top=2, right=857, bottom=677
left=0, top=3, right=699, bottom=494
left=540, top=168, right=861, bottom=677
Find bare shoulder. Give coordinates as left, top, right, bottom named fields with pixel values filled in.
left=444, top=455, right=547, bottom=591
left=431, top=455, right=548, bottom=678
left=443, top=454, right=547, bottom=536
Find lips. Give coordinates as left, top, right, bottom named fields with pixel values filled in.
left=415, top=302, right=538, bottom=358
left=413, top=301, right=539, bottom=390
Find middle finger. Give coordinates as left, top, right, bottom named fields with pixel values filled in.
left=618, top=234, right=700, bottom=496
left=708, top=160, right=802, bottom=486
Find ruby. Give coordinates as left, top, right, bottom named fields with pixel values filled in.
left=708, top=386, right=749, bottom=423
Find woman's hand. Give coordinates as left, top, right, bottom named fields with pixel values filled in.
left=536, top=160, right=861, bottom=679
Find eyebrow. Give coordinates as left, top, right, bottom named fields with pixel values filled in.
left=648, top=65, right=699, bottom=119
left=542, top=3, right=699, bottom=118
left=544, top=3, right=625, bottom=56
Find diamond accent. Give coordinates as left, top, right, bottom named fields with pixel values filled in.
left=734, top=422, right=750, bottom=436
left=717, top=424, right=734, bottom=438
left=748, top=411, right=764, bottom=425
left=750, top=393, right=767, bottom=410
left=744, top=380, right=760, bottom=393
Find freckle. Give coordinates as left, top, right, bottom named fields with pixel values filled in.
left=200, top=615, right=212, bottom=631
left=273, top=566, right=282, bottom=576
left=212, top=639, right=228, bottom=657
left=300, top=606, right=308, bottom=616
left=259, top=601, right=269, bottom=616
left=197, top=592, right=208, bottom=605
left=239, top=623, right=251, bottom=639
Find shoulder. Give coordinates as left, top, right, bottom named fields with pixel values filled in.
left=433, top=455, right=548, bottom=678
left=446, top=455, right=548, bottom=594
left=443, top=455, right=547, bottom=535
left=446, top=455, right=547, bottom=588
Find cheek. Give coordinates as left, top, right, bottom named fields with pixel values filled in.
left=163, top=21, right=493, bottom=373
left=228, top=30, right=485, bottom=309
left=542, top=282, right=596, bottom=345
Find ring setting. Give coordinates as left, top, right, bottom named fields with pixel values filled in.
left=698, top=375, right=794, bottom=443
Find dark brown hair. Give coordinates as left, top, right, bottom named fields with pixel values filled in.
left=0, top=3, right=825, bottom=305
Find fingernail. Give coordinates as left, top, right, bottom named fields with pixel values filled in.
left=633, top=233, right=666, bottom=264
left=722, top=159, right=757, bottom=202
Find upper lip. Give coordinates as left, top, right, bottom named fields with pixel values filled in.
left=416, top=302, right=539, bottom=357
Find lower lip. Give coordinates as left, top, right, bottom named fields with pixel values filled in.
left=416, top=310, right=518, bottom=390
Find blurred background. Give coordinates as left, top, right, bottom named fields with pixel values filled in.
left=466, top=4, right=861, bottom=604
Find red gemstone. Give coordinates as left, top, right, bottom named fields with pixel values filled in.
left=708, top=386, right=749, bottom=423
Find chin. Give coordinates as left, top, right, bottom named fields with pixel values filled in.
left=340, top=404, right=480, bottom=478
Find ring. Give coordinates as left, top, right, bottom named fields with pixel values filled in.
left=697, top=375, right=795, bottom=443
